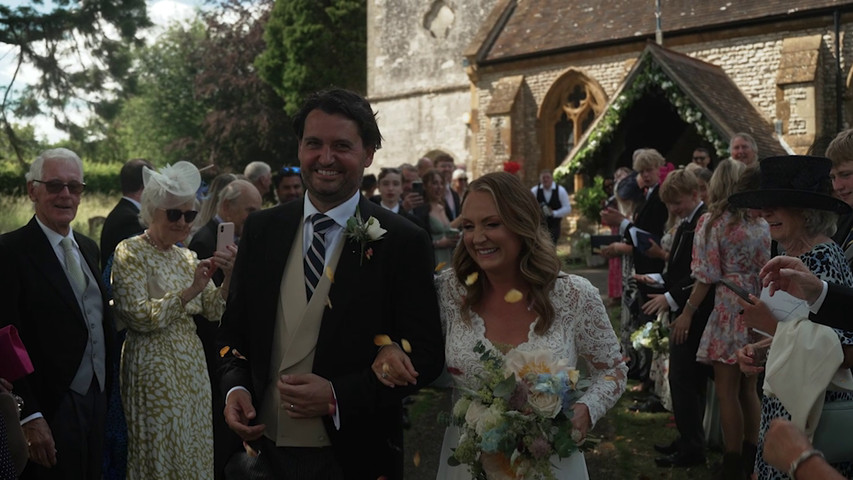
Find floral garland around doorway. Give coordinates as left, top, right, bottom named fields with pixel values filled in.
left=555, top=59, right=728, bottom=179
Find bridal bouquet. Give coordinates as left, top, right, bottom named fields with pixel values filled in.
left=630, top=313, right=669, bottom=355
left=443, top=341, right=589, bottom=479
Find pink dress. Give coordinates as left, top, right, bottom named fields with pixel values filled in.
left=692, top=211, right=770, bottom=364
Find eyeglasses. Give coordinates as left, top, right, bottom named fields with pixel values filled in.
left=160, top=208, right=199, bottom=223
left=280, top=166, right=300, bottom=174
left=33, top=180, right=86, bottom=195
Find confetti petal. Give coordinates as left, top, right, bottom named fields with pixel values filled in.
left=231, top=349, right=247, bottom=360
left=374, top=334, right=393, bottom=347
left=401, top=338, right=412, bottom=353
left=325, top=266, right=334, bottom=282
left=504, top=289, right=524, bottom=303
left=413, top=451, right=421, bottom=467
left=382, top=362, right=391, bottom=374
left=465, top=272, right=479, bottom=286
left=326, top=297, right=333, bottom=309
left=219, top=346, right=230, bottom=358
left=434, top=261, right=447, bottom=272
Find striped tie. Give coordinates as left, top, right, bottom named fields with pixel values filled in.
left=304, top=214, right=335, bottom=301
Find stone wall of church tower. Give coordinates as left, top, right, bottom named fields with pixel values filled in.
left=367, top=0, right=499, bottom=171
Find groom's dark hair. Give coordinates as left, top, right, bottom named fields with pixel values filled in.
left=292, top=88, right=383, bottom=152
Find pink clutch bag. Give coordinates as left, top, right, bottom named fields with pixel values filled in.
left=0, top=325, right=34, bottom=382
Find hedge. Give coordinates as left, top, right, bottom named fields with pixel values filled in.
left=0, top=161, right=123, bottom=196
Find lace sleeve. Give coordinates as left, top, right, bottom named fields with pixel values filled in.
left=568, top=276, right=627, bottom=426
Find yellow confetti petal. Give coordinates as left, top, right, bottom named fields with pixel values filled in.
left=325, top=266, right=334, bottom=283
left=382, top=362, right=391, bottom=374
left=401, top=338, right=412, bottom=353
left=219, top=346, right=230, bottom=358
left=413, top=451, right=421, bottom=467
left=504, top=289, right=524, bottom=303
left=434, top=261, right=447, bottom=272
left=465, top=272, right=479, bottom=286
left=374, top=334, right=393, bottom=347
left=604, top=375, right=617, bottom=381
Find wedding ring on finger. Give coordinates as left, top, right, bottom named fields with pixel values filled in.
left=289, top=404, right=294, bottom=410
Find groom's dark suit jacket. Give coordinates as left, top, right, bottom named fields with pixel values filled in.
left=0, top=217, right=116, bottom=421
left=218, top=196, right=444, bottom=480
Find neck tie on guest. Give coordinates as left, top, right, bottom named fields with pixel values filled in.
left=60, top=236, right=86, bottom=294
left=304, top=214, right=336, bottom=301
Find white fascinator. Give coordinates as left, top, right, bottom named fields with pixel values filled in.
left=142, top=161, right=201, bottom=209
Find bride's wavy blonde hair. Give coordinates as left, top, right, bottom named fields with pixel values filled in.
left=452, top=172, right=562, bottom=334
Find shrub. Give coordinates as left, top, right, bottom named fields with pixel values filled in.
left=574, top=176, right=608, bottom=224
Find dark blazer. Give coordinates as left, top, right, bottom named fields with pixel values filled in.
left=99, top=197, right=143, bottom=269
left=663, top=204, right=713, bottom=315
left=218, top=197, right=444, bottom=480
left=0, top=217, right=116, bottom=421
left=810, top=282, right=853, bottom=330
left=189, top=219, right=224, bottom=286
left=626, top=184, right=668, bottom=275
left=445, top=188, right=461, bottom=220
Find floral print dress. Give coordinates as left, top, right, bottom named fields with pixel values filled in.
left=111, top=235, right=225, bottom=479
left=756, top=242, right=853, bottom=479
left=692, top=211, right=771, bottom=364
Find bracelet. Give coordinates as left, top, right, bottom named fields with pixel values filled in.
left=789, top=448, right=824, bottom=479
left=685, top=300, right=698, bottom=312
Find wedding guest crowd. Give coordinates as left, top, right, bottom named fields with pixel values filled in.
left=9, top=86, right=853, bottom=480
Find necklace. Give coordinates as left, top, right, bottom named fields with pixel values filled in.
left=143, top=230, right=169, bottom=251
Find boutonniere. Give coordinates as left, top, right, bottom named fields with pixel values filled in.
left=344, top=206, right=386, bottom=265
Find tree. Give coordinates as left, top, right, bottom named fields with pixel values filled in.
left=193, top=0, right=297, bottom=170
left=256, top=0, right=366, bottom=115
left=114, top=22, right=208, bottom=166
left=112, top=1, right=296, bottom=172
left=0, top=0, right=151, bottom=167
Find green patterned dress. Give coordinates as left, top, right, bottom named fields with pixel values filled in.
left=112, top=235, right=225, bottom=479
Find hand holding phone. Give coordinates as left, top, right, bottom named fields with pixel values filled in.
left=217, top=222, right=235, bottom=254
left=719, top=278, right=754, bottom=305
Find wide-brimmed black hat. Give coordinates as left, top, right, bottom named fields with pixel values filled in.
left=728, top=155, right=851, bottom=215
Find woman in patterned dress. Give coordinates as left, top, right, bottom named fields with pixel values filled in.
left=374, top=172, right=627, bottom=479
left=111, top=162, right=235, bottom=479
left=729, top=155, right=853, bottom=479
left=675, top=159, right=771, bottom=479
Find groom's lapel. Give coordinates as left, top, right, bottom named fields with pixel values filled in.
left=321, top=199, right=384, bottom=333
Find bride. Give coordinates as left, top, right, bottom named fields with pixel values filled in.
left=374, top=172, right=626, bottom=479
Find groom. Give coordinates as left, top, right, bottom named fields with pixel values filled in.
left=218, top=88, right=444, bottom=480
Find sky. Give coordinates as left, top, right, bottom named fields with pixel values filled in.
left=0, top=0, right=204, bottom=143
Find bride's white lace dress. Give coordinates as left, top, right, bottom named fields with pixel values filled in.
left=435, top=271, right=627, bottom=479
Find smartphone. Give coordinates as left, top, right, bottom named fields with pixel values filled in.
left=412, top=181, right=424, bottom=196
left=216, top=222, right=235, bottom=253
left=719, top=278, right=754, bottom=305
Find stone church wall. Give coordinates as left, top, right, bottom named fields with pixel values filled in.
left=470, top=23, right=853, bottom=177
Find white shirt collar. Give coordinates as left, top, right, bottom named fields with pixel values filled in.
left=303, top=191, right=361, bottom=228
left=34, top=215, right=76, bottom=249
left=122, top=196, right=141, bottom=210
left=684, top=201, right=704, bottom=223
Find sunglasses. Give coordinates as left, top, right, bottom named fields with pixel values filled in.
left=161, top=208, right=199, bottom=223
left=33, top=180, right=86, bottom=195
left=280, top=166, right=300, bottom=174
